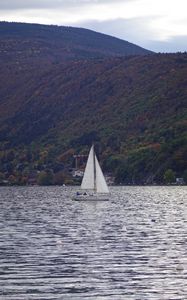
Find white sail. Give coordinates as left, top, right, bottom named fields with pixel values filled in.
left=81, top=145, right=95, bottom=190
left=73, top=145, right=110, bottom=200
left=95, top=155, right=109, bottom=194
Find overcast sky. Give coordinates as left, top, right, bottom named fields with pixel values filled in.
left=0, top=0, right=187, bottom=52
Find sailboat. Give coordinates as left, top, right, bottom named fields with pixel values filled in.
left=73, top=145, right=110, bottom=201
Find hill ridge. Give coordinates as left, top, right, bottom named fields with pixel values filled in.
left=0, top=21, right=152, bottom=63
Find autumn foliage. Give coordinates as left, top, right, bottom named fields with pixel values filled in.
left=0, top=22, right=187, bottom=185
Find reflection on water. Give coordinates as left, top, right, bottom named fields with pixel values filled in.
left=0, top=186, right=187, bottom=299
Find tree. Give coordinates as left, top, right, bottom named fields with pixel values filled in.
left=37, top=170, right=54, bottom=185
left=0, top=172, right=5, bottom=184
left=163, top=169, right=175, bottom=184
left=54, top=171, right=65, bottom=185
left=183, top=170, right=187, bottom=184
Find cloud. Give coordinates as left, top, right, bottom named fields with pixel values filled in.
left=147, top=36, right=187, bottom=52
left=0, top=0, right=72, bottom=10
left=0, top=0, right=128, bottom=10
left=0, top=1, right=143, bottom=25
left=76, top=18, right=187, bottom=52
left=76, top=17, right=160, bottom=50
left=0, top=0, right=186, bottom=52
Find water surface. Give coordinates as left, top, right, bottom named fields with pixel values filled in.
left=0, top=186, right=187, bottom=299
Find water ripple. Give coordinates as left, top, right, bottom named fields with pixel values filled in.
left=0, top=186, right=187, bottom=299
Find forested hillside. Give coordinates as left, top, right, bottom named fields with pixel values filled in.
left=0, top=21, right=151, bottom=63
left=0, top=22, right=186, bottom=185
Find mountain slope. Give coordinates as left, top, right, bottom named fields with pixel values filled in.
left=0, top=51, right=187, bottom=184
left=0, top=21, right=152, bottom=64
left=0, top=22, right=186, bottom=185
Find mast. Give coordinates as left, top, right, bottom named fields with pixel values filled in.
left=93, top=144, right=97, bottom=193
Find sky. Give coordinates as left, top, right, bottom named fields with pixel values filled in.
left=0, top=0, right=187, bottom=52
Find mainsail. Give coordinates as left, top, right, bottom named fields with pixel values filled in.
left=81, top=145, right=109, bottom=194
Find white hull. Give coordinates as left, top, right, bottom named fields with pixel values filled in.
left=73, top=194, right=109, bottom=201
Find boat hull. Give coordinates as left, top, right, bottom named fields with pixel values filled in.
left=73, top=194, right=109, bottom=201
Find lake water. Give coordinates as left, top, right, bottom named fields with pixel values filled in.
left=0, top=186, right=187, bottom=300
